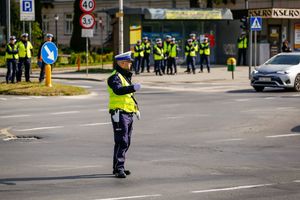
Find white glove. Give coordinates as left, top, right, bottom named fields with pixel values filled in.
left=133, top=83, right=141, bottom=91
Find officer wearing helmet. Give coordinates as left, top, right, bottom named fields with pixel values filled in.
left=5, top=36, right=18, bottom=83
left=107, top=51, right=141, bottom=178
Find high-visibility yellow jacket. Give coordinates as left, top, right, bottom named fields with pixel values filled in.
left=153, top=45, right=164, bottom=61
left=185, top=45, right=196, bottom=57
left=17, top=41, right=33, bottom=58
left=5, top=44, right=19, bottom=60
left=107, top=70, right=138, bottom=113
left=167, top=44, right=178, bottom=58
left=238, top=37, right=248, bottom=49
left=141, top=42, right=151, bottom=54
left=192, top=40, right=199, bottom=52
left=134, top=45, right=144, bottom=57
left=163, top=41, right=170, bottom=55
left=199, top=43, right=210, bottom=56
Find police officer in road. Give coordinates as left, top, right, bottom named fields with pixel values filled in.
left=37, top=33, right=53, bottom=83
left=17, top=33, right=33, bottom=82
left=5, top=36, right=18, bottom=84
left=107, top=51, right=141, bottom=178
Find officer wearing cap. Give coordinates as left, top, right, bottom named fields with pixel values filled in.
left=189, top=33, right=199, bottom=53
left=162, top=35, right=172, bottom=74
left=167, top=38, right=178, bottom=75
left=153, top=38, right=164, bottom=76
left=133, top=40, right=144, bottom=75
left=37, top=33, right=53, bottom=83
left=16, top=33, right=33, bottom=82
left=199, top=37, right=211, bottom=73
left=107, top=51, right=141, bottom=178
left=5, top=36, right=18, bottom=83
left=141, top=37, right=151, bottom=73
left=185, top=39, right=196, bottom=74
left=237, top=31, right=248, bottom=66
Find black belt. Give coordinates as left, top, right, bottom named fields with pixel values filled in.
left=109, top=109, right=134, bottom=116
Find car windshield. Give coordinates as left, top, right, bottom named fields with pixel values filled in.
left=266, top=55, right=300, bottom=65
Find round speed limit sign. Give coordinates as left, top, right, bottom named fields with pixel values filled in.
left=80, top=0, right=96, bottom=13
left=80, top=13, right=96, bottom=29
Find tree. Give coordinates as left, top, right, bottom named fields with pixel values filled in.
left=207, top=0, right=236, bottom=8
left=70, top=0, right=87, bottom=52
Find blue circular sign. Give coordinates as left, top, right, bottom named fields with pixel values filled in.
left=41, top=42, right=58, bottom=64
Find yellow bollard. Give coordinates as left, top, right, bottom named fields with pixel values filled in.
left=45, top=64, right=52, bottom=87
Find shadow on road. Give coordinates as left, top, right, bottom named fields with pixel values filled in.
left=291, top=125, right=300, bottom=133
left=0, top=174, right=114, bottom=185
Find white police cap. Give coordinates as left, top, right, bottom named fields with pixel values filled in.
left=46, top=33, right=54, bottom=38
left=115, top=51, right=133, bottom=61
left=143, top=36, right=148, bottom=40
left=21, top=33, right=29, bottom=37
left=166, top=35, right=172, bottom=39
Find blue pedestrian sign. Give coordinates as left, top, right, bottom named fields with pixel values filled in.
left=250, top=17, right=262, bottom=31
left=41, top=42, right=58, bottom=65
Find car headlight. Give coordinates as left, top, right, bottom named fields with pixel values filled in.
left=252, top=69, right=258, bottom=74
left=276, top=70, right=290, bottom=74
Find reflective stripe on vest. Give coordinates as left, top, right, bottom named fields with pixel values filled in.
left=168, top=44, right=177, bottom=58
left=5, top=44, right=19, bottom=60
left=17, top=41, right=33, bottom=58
left=134, top=45, right=144, bottom=57
left=153, top=45, right=164, bottom=60
left=238, top=37, right=248, bottom=49
left=108, top=70, right=138, bottom=113
left=185, top=45, right=196, bottom=57
left=200, top=43, right=210, bottom=55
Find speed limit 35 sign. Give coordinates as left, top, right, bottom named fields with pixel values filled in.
left=80, top=13, right=96, bottom=29
left=80, top=0, right=96, bottom=13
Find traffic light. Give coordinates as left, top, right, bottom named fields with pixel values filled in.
left=240, top=16, right=248, bottom=30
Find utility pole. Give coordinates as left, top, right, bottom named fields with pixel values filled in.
left=119, top=0, right=124, bottom=54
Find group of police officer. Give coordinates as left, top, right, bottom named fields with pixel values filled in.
left=5, top=33, right=54, bottom=84
left=132, top=33, right=211, bottom=76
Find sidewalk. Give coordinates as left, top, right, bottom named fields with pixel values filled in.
left=0, top=65, right=252, bottom=84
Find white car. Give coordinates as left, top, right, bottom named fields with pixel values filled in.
left=251, top=52, right=300, bottom=92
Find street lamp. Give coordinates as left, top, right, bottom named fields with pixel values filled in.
left=54, top=14, right=59, bottom=47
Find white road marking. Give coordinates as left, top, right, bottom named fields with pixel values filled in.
left=15, top=126, right=64, bottom=132
left=235, top=99, right=250, bottom=102
left=80, top=122, right=111, bottom=127
left=74, top=85, right=93, bottom=88
left=293, top=180, right=300, bottom=183
left=191, top=183, right=274, bottom=194
left=98, top=109, right=107, bottom=112
left=51, top=111, right=80, bottom=115
left=17, top=97, right=32, bottom=100
left=266, top=134, right=300, bottom=138
left=206, top=138, right=245, bottom=143
left=94, top=194, right=162, bottom=200
left=0, top=97, right=7, bottom=100
left=164, top=116, right=184, bottom=119
left=0, top=114, right=31, bottom=119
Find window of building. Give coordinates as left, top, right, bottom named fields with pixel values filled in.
left=64, top=14, right=73, bottom=35
left=42, top=15, right=49, bottom=33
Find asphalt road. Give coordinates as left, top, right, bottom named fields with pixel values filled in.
left=1, top=79, right=300, bottom=200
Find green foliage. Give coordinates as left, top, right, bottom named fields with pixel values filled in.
left=68, top=52, right=113, bottom=64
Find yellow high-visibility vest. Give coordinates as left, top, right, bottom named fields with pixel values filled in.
left=199, top=43, right=210, bottom=56
left=141, top=42, right=151, bottom=54
left=167, top=44, right=177, bottom=58
left=185, top=45, right=196, bottom=57
left=134, top=45, right=144, bottom=57
left=238, top=37, right=248, bottom=49
left=17, top=41, right=33, bottom=58
left=153, top=45, right=164, bottom=61
left=5, top=44, right=19, bottom=60
left=107, top=70, right=138, bottom=113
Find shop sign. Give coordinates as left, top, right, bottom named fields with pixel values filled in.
left=249, top=8, right=300, bottom=19
left=294, top=24, right=300, bottom=49
left=165, top=10, right=222, bottom=20
left=130, top=25, right=141, bottom=45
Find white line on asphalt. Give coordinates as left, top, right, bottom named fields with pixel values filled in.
left=191, top=183, right=274, bottom=194
left=206, top=138, right=245, bottom=143
left=74, top=85, right=93, bottom=88
left=293, top=180, right=300, bottom=183
left=98, top=109, right=107, bottom=112
left=265, top=134, right=300, bottom=138
left=51, top=111, right=80, bottom=115
left=0, top=114, right=31, bottom=119
left=94, top=194, right=162, bottom=200
left=17, top=97, right=32, bottom=100
left=0, top=97, right=7, bottom=100
left=235, top=99, right=250, bottom=102
left=15, top=126, right=64, bottom=132
left=80, top=122, right=111, bottom=127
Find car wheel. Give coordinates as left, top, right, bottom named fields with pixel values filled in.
left=253, top=86, right=264, bottom=92
left=294, top=74, right=300, bottom=92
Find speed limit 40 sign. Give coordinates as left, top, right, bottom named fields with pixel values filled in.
left=80, top=13, right=96, bottom=29
left=80, top=0, right=96, bottom=13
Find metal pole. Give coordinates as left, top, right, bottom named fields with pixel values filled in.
left=101, top=27, right=104, bottom=69
left=119, top=0, right=124, bottom=54
left=55, top=14, right=59, bottom=48
left=23, top=22, right=25, bottom=34
left=254, top=31, right=257, bottom=68
left=29, top=22, right=32, bottom=42
left=6, top=0, right=11, bottom=41
left=86, top=37, right=89, bottom=76
left=249, top=29, right=253, bottom=79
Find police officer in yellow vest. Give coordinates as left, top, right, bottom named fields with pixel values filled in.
left=133, top=40, right=144, bottom=75
left=153, top=38, right=164, bottom=76
left=163, top=35, right=172, bottom=74
left=5, top=36, right=19, bottom=84
left=141, top=37, right=151, bottom=73
left=16, top=33, right=33, bottom=82
left=185, top=39, right=196, bottom=74
left=199, top=37, right=211, bottom=73
left=167, top=38, right=178, bottom=75
left=237, top=31, right=248, bottom=66
left=107, top=51, right=141, bottom=178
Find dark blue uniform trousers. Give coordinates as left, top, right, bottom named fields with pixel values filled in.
left=111, top=112, right=133, bottom=172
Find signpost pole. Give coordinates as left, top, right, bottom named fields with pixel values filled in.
left=249, top=29, right=252, bottom=79
left=86, top=37, right=89, bottom=76
left=45, top=64, right=52, bottom=87
left=119, top=0, right=124, bottom=54
left=254, top=30, right=257, bottom=68
left=29, top=22, right=32, bottom=42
